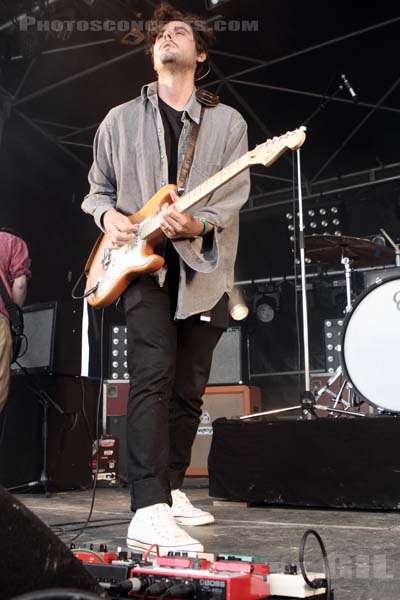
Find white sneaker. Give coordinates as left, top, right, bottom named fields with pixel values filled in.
left=126, top=503, right=204, bottom=554
left=171, top=489, right=215, bottom=526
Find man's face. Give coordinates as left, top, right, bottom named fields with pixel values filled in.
left=152, top=20, right=206, bottom=75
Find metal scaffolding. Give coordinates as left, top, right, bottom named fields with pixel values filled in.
left=0, top=3, right=399, bottom=209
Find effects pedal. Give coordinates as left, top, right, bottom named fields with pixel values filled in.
left=73, top=545, right=332, bottom=599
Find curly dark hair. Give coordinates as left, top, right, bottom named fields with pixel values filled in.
left=147, top=2, right=215, bottom=80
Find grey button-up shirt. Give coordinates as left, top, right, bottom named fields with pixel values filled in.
left=82, top=82, right=250, bottom=319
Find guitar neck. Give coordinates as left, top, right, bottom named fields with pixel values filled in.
left=139, top=152, right=250, bottom=240
left=175, top=153, right=250, bottom=214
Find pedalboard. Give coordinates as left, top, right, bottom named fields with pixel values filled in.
left=72, top=545, right=332, bottom=599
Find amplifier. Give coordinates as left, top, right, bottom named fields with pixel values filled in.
left=102, top=381, right=129, bottom=481
left=11, top=301, right=83, bottom=376
left=187, top=385, right=261, bottom=476
left=102, top=380, right=129, bottom=421
left=11, top=302, right=57, bottom=373
left=102, top=383, right=262, bottom=479
left=208, top=327, right=243, bottom=384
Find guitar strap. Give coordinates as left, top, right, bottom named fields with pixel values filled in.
left=177, top=89, right=219, bottom=192
left=176, top=105, right=205, bottom=193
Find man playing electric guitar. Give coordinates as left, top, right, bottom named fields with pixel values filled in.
left=82, top=2, right=250, bottom=554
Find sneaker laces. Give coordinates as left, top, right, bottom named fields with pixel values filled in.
left=172, top=489, right=191, bottom=509
left=150, top=504, right=192, bottom=540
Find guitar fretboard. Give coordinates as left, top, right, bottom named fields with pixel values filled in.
left=139, top=153, right=250, bottom=240
left=137, top=128, right=306, bottom=240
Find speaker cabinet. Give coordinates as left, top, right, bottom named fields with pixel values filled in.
left=187, top=385, right=261, bottom=476
left=11, top=302, right=57, bottom=373
left=208, top=327, right=243, bottom=384
left=0, top=487, right=101, bottom=597
left=11, top=301, right=83, bottom=376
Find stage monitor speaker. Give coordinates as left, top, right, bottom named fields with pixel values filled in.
left=187, top=385, right=261, bottom=476
left=12, top=302, right=57, bottom=373
left=208, top=327, right=243, bottom=385
left=0, top=486, right=102, bottom=597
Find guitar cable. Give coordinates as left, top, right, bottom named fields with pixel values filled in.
left=71, top=271, right=99, bottom=300
left=299, top=529, right=332, bottom=599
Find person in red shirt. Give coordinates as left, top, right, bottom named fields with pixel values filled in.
left=0, top=228, right=31, bottom=413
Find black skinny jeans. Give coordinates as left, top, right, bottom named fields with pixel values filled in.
left=123, top=274, right=224, bottom=511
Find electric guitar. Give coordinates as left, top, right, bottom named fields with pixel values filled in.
left=84, top=127, right=306, bottom=308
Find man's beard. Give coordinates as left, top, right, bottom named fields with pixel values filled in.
left=160, top=50, right=176, bottom=64
left=159, top=51, right=192, bottom=72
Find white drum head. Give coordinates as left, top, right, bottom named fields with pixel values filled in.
left=342, top=277, right=400, bottom=412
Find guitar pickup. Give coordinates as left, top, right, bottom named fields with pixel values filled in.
left=102, top=247, right=112, bottom=269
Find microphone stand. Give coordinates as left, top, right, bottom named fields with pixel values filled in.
left=302, top=84, right=344, bottom=127
left=242, top=81, right=366, bottom=421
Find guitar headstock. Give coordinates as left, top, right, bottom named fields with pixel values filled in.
left=248, top=127, right=307, bottom=167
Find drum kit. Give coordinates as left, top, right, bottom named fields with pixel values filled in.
left=306, top=229, right=400, bottom=416
left=242, top=228, right=400, bottom=421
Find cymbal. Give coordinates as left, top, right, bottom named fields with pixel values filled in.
left=304, top=234, right=395, bottom=267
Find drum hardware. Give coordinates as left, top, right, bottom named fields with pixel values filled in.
left=319, top=250, right=354, bottom=407
left=244, top=233, right=397, bottom=420
left=313, top=366, right=367, bottom=418
left=380, top=228, right=400, bottom=267
left=304, top=234, right=398, bottom=416
left=342, top=255, right=353, bottom=313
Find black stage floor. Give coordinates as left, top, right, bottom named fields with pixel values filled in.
left=16, top=478, right=400, bottom=600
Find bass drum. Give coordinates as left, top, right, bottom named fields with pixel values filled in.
left=341, top=275, right=400, bottom=413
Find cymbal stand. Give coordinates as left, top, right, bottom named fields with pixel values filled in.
left=312, top=254, right=366, bottom=415
left=341, top=254, right=353, bottom=313
left=380, top=228, right=400, bottom=267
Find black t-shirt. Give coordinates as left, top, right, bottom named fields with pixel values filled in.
left=158, top=97, right=183, bottom=297
left=158, top=96, right=228, bottom=328
left=158, top=96, right=184, bottom=186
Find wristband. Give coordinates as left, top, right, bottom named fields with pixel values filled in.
left=199, top=217, right=209, bottom=235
